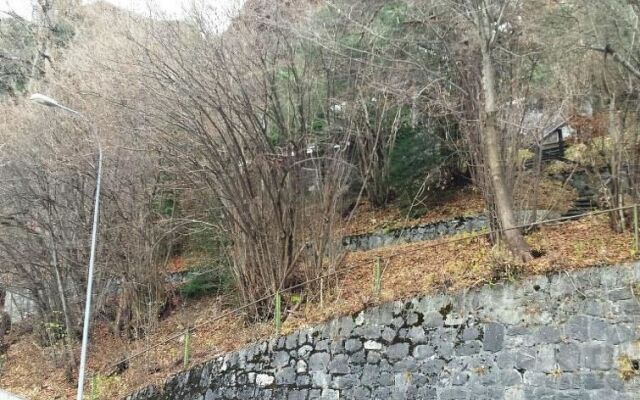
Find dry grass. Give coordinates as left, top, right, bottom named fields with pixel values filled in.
left=0, top=337, right=73, bottom=399
left=0, top=213, right=635, bottom=399
left=513, top=173, right=577, bottom=213
left=291, top=214, right=633, bottom=330
left=618, top=353, right=640, bottom=381
left=342, top=187, right=485, bottom=236
left=0, top=295, right=272, bottom=399
left=342, top=177, right=576, bottom=237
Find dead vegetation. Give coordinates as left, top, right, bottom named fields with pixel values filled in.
left=342, top=175, right=577, bottom=236
left=2, top=0, right=640, bottom=398
left=0, top=212, right=635, bottom=399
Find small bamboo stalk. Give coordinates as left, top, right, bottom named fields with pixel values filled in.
left=91, top=374, right=98, bottom=400
left=183, top=329, right=190, bottom=369
left=320, top=278, right=324, bottom=309
left=274, top=292, right=282, bottom=335
left=634, top=204, right=639, bottom=255
left=373, top=257, right=382, bottom=297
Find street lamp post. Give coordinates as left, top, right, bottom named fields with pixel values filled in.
left=30, top=93, right=102, bottom=400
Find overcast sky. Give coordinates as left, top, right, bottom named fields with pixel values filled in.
left=1, top=0, right=242, bottom=21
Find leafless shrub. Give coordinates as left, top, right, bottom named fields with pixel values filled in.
left=126, top=4, right=352, bottom=319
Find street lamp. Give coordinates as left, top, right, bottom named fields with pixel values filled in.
left=30, top=93, right=102, bottom=400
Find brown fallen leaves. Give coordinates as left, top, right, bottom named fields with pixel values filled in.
left=342, top=177, right=576, bottom=237
left=0, top=214, right=635, bottom=399
left=342, top=187, right=486, bottom=236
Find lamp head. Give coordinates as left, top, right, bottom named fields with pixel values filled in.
left=30, top=93, right=61, bottom=107
left=30, top=93, right=79, bottom=114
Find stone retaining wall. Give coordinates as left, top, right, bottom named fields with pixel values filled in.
left=341, top=216, right=489, bottom=251
left=126, top=263, right=640, bottom=400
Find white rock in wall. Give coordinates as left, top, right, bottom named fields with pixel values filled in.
left=364, top=340, right=383, bottom=351
left=255, top=374, right=274, bottom=387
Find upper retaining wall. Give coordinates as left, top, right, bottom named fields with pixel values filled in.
left=126, top=263, right=640, bottom=400
left=341, top=211, right=561, bottom=252
left=341, top=216, right=488, bottom=251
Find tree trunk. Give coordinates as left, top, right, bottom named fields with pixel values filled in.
left=52, top=249, right=74, bottom=343
left=478, top=25, right=532, bottom=263
left=0, top=286, right=9, bottom=355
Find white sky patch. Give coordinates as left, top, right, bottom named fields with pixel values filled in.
left=0, top=0, right=32, bottom=18
left=1, top=0, right=243, bottom=25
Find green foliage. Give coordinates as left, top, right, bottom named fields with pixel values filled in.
left=178, top=264, right=232, bottom=299
left=316, top=0, right=413, bottom=66
left=0, top=15, right=75, bottom=97
left=531, top=62, right=551, bottom=84
left=52, top=20, right=76, bottom=47
left=151, top=187, right=178, bottom=221
left=44, top=321, right=64, bottom=334
left=177, top=206, right=232, bottom=298
left=338, top=32, right=363, bottom=50
left=290, top=293, right=302, bottom=305
left=0, top=19, right=36, bottom=96
left=42, top=312, right=66, bottom=343
left=375, top=2, right=408, bottom=32
left=311, top=116, right=327, bottom=132
left=185, top=223, right=228, bottom=257
left=90, top=374, right=121, bottom=400
left=153, top=195, right=176, bottom=217
left=266, top=56, right=329, bottom=145
left=268, top=126, right=282, bottom=145
left=388, top=123, right=448, bottom=207
left=541, top=3, right=576, bottom=32
left=276, top=66, right=294, bottom=81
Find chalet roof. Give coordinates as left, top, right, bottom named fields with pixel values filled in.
left=519, top=108, right=570, bottom=145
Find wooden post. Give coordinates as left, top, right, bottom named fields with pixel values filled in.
left=183, top=329, right=190, bottom=369
left=373, top=257, right=382, bottom=297
left=274, top=292, right=282, bottom=335
left=320, top=278, right=324, bottom=309
left=634, top=204, right=638, bottom=255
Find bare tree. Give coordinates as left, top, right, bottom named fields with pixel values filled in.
left=472, top=0, right=532, bottom=260
left=126, top=3, right=352, bottom=318
left=0, top=4, right=174, bottom=376
left=558, top=0, right=640, bottom=230
left=588, top=1, right=640, bottom=230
